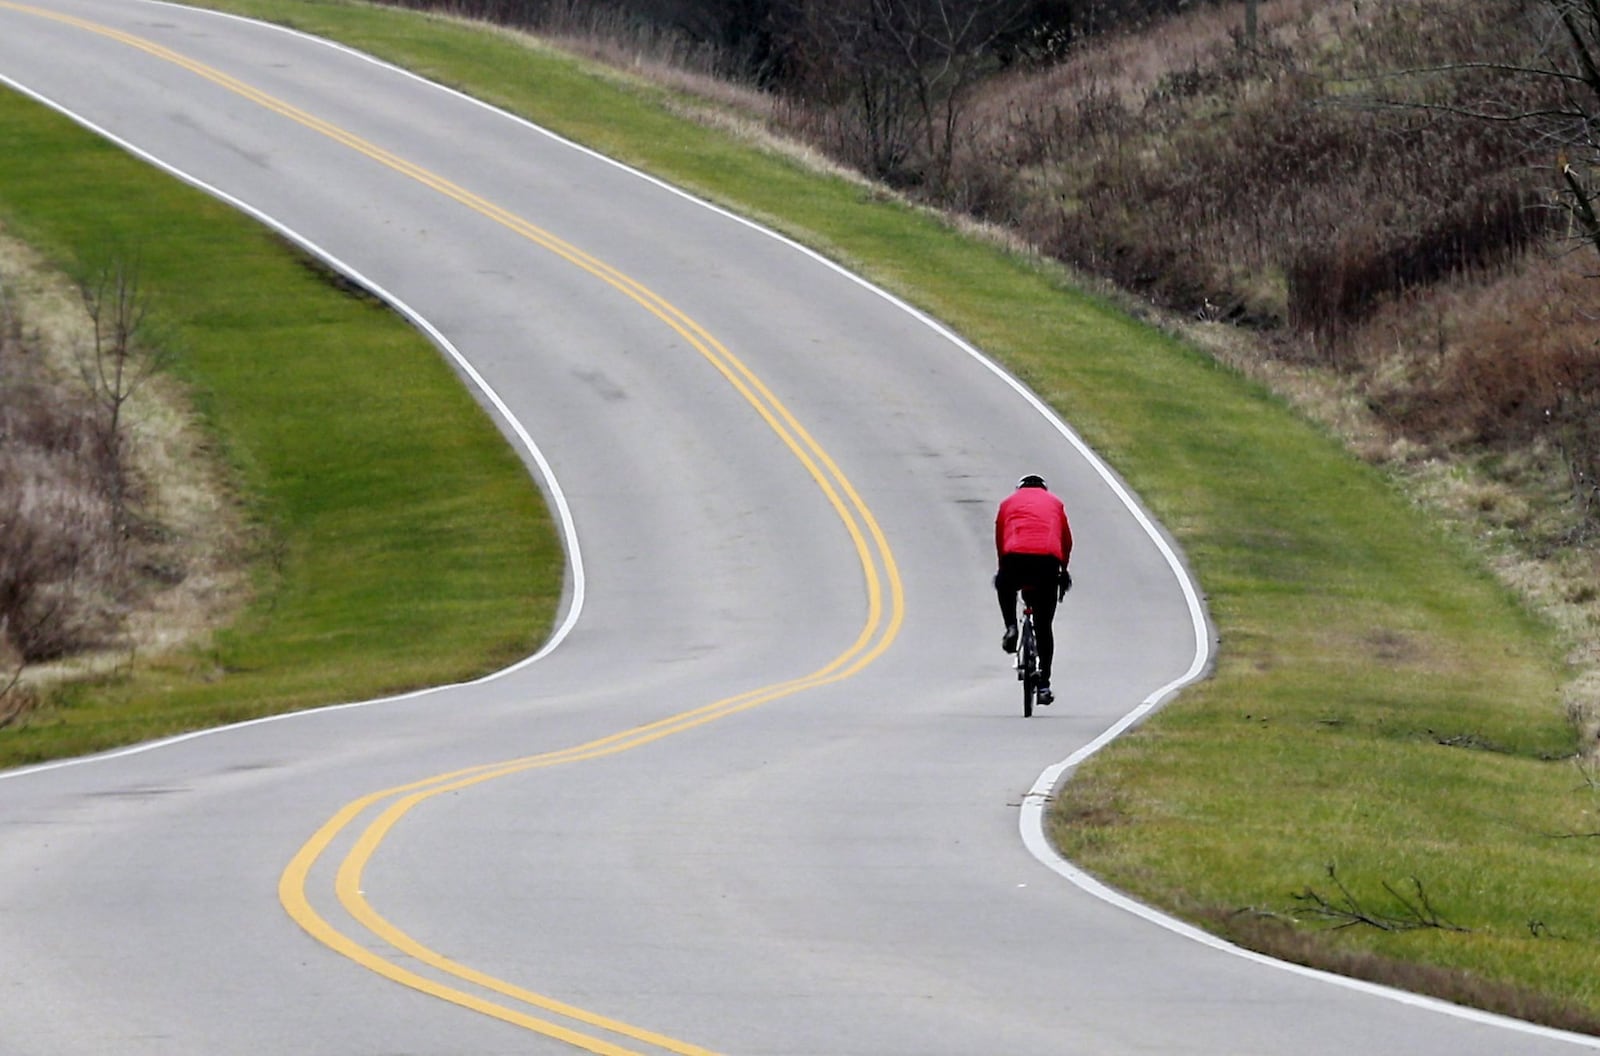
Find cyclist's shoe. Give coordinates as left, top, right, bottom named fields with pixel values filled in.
left=1036, top=681, right=1054, bottom=706
left=1001, top=625, right=1018, bottom=654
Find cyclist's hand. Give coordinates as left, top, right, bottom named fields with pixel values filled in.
left=1058, top=569, right=1072, bottom=600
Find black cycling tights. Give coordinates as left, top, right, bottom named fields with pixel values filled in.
left=995, top=552, right=1061, bottom=681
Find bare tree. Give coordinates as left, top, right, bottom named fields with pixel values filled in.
left=1549, top=0, right=1600, bottom=258
left=1361, top=0, right=1600, bottom=263
left=633, top=0, right=788, bottom=81
left=776, top=0, right=1040, bottom=193
left=74, top=251, right=167, bottom=533
left=0, top=260, right=133, bottom=677
left=889, top=0, right=1038, bottom=193
left=1343, top=0, right=1600, bottom=527
left=774, top=0, right=918, bottom=180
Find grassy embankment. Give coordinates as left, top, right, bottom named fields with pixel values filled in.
left=0, top=88, right=560, bottom=765
left=11, top=0, right=1598, bottom=1030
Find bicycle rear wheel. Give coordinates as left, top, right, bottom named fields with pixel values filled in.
left=1019, top=619, right=1038, bottom=718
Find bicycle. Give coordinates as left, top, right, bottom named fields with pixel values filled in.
left=1013, top=569, right=1070, bottom=717
left=1016, top=596, right=1041, bottom=718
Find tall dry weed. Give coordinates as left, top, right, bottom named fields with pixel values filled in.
left=960, top=0, right=1561, bottom=338
left=0, top=283, right=130, bottom=665
left=1363, top=249, right=1600, bottom=532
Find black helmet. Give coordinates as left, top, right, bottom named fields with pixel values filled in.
left=1017, top=473, right=1047, bottom=489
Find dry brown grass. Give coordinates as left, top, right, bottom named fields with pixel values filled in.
left=0, top=266, right=122, bottom=669
left=0, top=229, right=251, bottom=700
left=971, top=0, right=1369, bottom=121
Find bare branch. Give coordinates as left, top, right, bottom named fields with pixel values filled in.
left=1340, top=0, right=1600, bottom=267
left=1292, top=865, right=1469, bottom=933
left=0, top=661, right=29, bottom=731
left=73, top=248, right=170, bottom=534
left=1562, top=160, right=1600, bottom=254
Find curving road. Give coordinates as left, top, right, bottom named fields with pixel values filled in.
left=0, top=2, right=1593, bottom=1053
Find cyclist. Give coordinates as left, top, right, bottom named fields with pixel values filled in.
left=995, top=473, right=1073, bottom=705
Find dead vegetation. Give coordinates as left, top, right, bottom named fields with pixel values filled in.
left=0, top=231, right=249, bottom=725
left=0, top=265, right=124, bottom=674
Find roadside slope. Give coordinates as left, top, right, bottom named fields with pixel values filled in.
left=0, top=83, right=562, bottom=765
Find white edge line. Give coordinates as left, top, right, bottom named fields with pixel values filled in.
left=8, top=12, right=1600, bottom=1048
left=0, top=68, right=584, bottom=782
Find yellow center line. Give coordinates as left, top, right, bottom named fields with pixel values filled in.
left=8, top=5, right=906, bottom=1052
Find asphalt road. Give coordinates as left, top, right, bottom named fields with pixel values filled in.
left=0, top=2, right=1594, bottom=1053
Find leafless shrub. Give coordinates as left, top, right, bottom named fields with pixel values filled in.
left=1368, top=250, right=1600, bottom=531
left=0, top=415, right=127, bottom=662
left=0, top=653, right=36, bottom=730
left=540, top=1, right=740, bottom=78
left=0, top=275, right=131, bottom=666
left=74, top=252, right=169, bottom=532
left=1286, top=180, right=1551, bottom=351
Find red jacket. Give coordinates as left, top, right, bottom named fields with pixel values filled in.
left=996, top=487, right=1073, bottom=564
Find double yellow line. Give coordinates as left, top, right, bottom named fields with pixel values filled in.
left=279, top=668, right=895, bottom=1055
left=7, top=4, right=904, bottom=1051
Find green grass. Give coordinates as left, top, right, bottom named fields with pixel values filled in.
left=8, top=0, right=1597, bottom=1031
left=0, top=87, right=561, bottom=765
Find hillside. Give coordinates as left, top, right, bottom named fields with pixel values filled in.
left=523, top=0, right=1600, bottom=753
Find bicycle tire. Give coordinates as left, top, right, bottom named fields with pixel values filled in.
left=1019, top=618, right=1038, bottom=718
